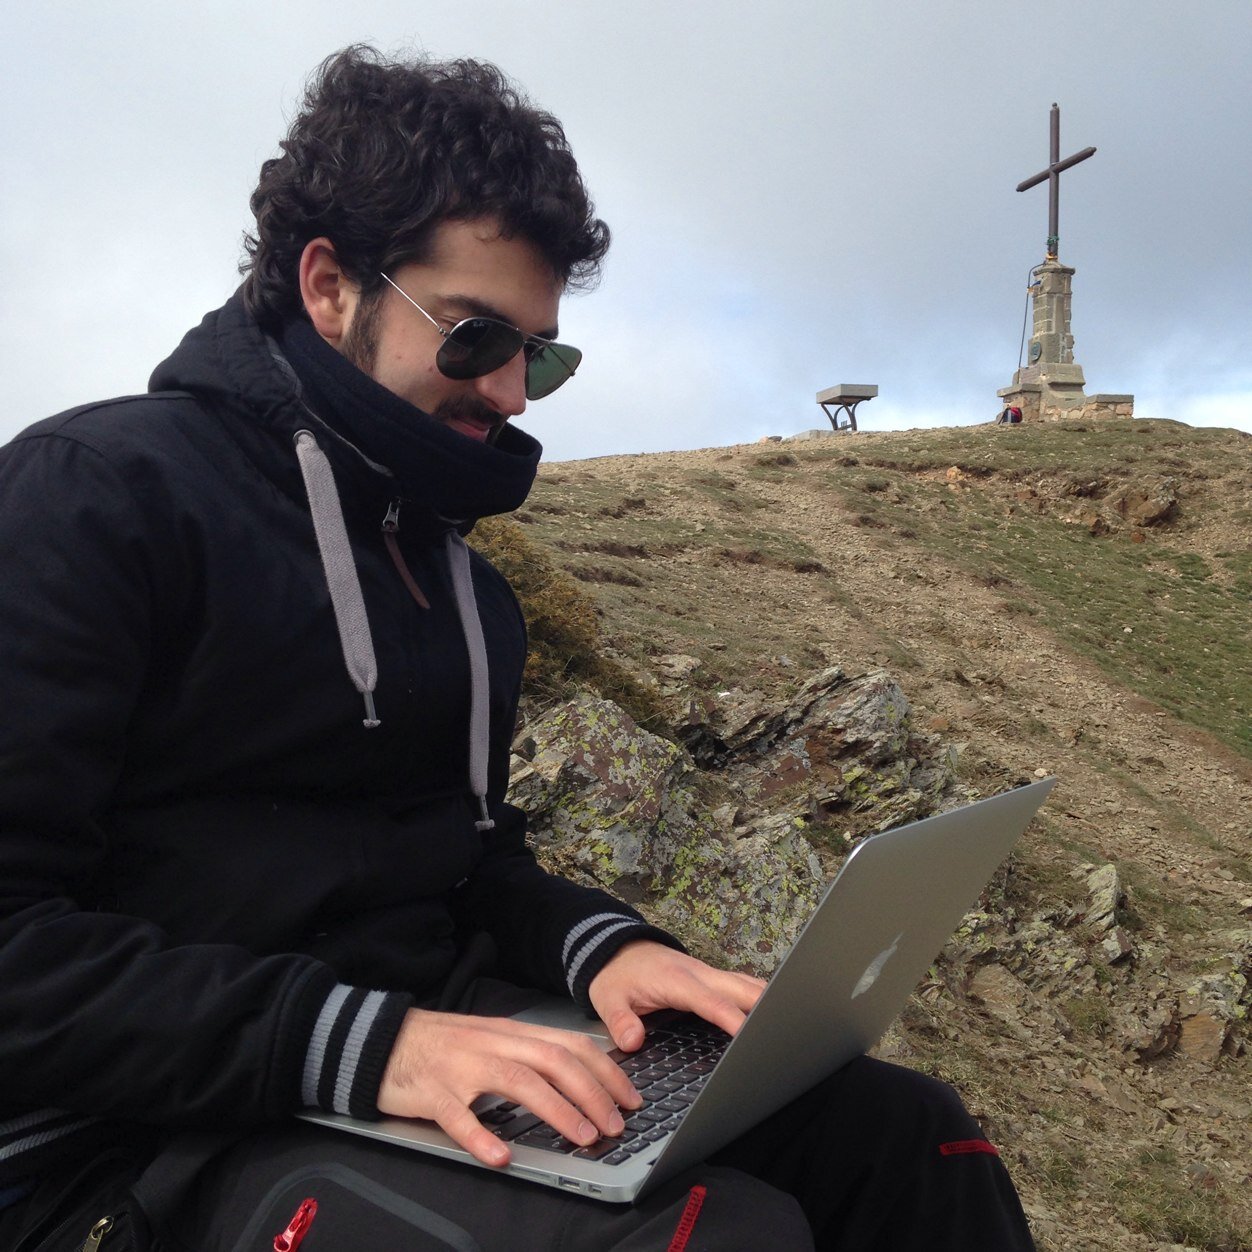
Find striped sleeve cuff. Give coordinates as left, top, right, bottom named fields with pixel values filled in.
left=561, top=914, right=684, bottom=1010
left=0, top=1108, right=110, bottom=1182
left=301, top=984, right=412, bottom=1119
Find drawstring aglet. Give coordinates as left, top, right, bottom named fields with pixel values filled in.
left=362, top=691, right=380, bottom=728
left=475, top=796, right=495, bottom=832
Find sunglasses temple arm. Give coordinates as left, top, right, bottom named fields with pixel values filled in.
left=379, top=273, right=447, bottom=337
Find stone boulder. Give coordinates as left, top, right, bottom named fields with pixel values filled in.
left=510, top=694, right=823, bottom=973
left=1110, top=478, right=1178, bottom=527
left=1177, top=946, right=1250, bottom=1062
left=674, top=666, right=973, bottom=844
left=1081, top=862, right=1136, bottom=963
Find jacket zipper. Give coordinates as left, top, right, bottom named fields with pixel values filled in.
left=382, top=500, right=431, bottom=610
left=80, top=1217, right=113, bottom=1251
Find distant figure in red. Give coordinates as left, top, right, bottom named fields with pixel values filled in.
left=995, top=405, right=1023, bottom=425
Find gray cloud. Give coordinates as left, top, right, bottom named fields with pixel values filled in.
left=2, top=0, right=1248, bottom=462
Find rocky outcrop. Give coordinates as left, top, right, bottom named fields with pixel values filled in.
left=1109, top=478, right=1179, bottom=528
left=671, top=664, right=976, bottom=853
left=511, top=694, right=822, bottom=972
left=512, top=665, right=977, bottom=971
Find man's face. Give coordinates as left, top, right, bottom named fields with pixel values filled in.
left=341, top=217, right=564, bottom=443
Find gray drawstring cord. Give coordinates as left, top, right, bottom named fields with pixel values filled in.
left=293, top=430, right=494, bottom=825
left=446, top=530, right=495, bottom=831
left=294, top=430, right=382, bottom=728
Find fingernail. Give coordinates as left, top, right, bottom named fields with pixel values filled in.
left=578, top=1120, right=598, bottom=1144
left=609, top=1111, right=625, bottom=1135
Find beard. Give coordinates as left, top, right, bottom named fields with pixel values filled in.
left=343, top=292, right=505, bottom=443
left=341, top=291, right=383, bottom=375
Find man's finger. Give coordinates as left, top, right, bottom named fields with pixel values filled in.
left=485, top=1050, right=622, bottom=1147
left=598, top=1002, right=645, bottom=1053
left=430, top=1090, right=511, bottom=1168
left=532, top=1029, right=642, bottom=1112
left=669, top=971, right=765, bottom=1037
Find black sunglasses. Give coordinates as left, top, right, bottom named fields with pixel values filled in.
left=380, top=273, right=581, bottom=400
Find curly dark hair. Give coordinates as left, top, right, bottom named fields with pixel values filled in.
left=241, top=45, right=610, bottom=328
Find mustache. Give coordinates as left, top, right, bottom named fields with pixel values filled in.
left=433, top=398, right=502, bottom=426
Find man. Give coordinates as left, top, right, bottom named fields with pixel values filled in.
left=0, top=46, right=1036, bottom=1249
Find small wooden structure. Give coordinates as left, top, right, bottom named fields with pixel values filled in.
left=816, top=384, right=877, bottom=432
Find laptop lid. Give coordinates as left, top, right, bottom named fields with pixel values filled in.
left=301, top=779, right=1054, bottom=1202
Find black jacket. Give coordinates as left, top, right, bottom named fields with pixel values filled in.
left=0, top=293, right=669, bottom=1182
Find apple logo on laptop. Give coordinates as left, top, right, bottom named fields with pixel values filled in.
left=852, top=932, right=903, bottom=999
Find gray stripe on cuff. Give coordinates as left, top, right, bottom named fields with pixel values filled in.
left=303, top=983, right=353, bottom=1106
left=565, top=920, right=639, bottom=993
left=333, top=989, right=388, bottom=1115
left=0, top=1117, right=97, bottom=1163
left=561, top=912, right=637, bottom=967
left=0, top=1108, right=71, bottom=1138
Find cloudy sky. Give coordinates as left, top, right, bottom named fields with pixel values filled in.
left=3, top=1, right=1249, bottom=461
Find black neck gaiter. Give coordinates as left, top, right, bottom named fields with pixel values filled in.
left=276, top=317, right=542, bottom=525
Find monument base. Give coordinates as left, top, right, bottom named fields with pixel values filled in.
left=997, top=374, right=1133, bottom=423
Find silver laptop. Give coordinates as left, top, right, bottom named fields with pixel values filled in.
left=302, top=778, right=1055, bottom=1202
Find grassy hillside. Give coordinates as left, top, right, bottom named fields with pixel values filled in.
left=519, top=419, right=1251, bottom=757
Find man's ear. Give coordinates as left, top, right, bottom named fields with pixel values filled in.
left=298, top=237, right=359, bottom=345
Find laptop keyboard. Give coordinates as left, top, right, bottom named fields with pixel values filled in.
left=478, top=1014, right=730, bottom=1167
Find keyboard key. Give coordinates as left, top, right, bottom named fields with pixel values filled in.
left=490, top=1113, right=541, bottom=1141
left=480, top=1108, right=517, bottom=1126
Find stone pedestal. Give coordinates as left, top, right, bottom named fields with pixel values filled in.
left=998, top=259, right=1132, bottom=422
left=1031, top=261, right=1079, bottom=369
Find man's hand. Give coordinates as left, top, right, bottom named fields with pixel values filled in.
left=588, top=940, right=767, bottom=1053
left=377, top=1009, right=643, bottom=1167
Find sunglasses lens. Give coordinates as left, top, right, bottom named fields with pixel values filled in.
left=526, top=343, right=582, bottom=400
left=436, top=318, right=524, bottom=380
left=432, top=311, right=580, bottom=400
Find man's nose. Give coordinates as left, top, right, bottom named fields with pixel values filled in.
left=472, top=349, right=528, bottom=419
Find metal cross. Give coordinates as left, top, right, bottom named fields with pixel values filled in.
left=1016, top=103, right=1096, bottom=260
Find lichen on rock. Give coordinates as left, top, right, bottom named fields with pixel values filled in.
left=512, top=693, right=823, bottom=972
